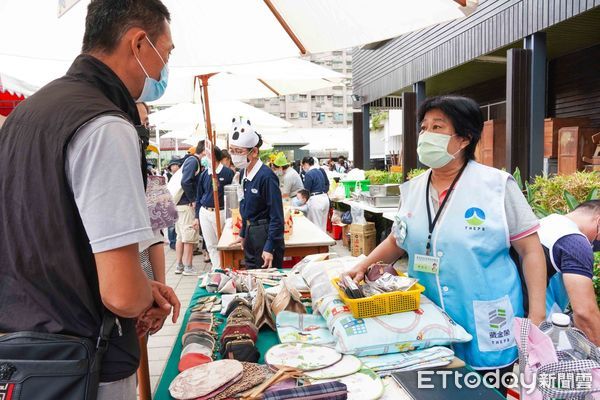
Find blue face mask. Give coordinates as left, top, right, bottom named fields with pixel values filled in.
left=135, top=36, right=168, bottom=102
left=201, top=156, right=210, bottom=169
left=292, top=197, right=306, bottom=207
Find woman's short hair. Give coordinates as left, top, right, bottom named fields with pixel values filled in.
left=417, top=95, right=483, bottom=161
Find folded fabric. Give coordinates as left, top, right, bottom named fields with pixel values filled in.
left=212, top=362, right=269, bottom=400
left=276, top=311, right=336, bottom=347
left=169, top=359, right=244, bottom=399
left=178, top=353, right=212, bottom=372
left=263, top=381, right=348, bottom=400
left=359, top=346, right=454, bottom=372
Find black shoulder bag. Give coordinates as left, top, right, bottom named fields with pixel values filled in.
left=0, top=313, right=115, bottom=400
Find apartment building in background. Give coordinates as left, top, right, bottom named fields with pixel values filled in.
left=246, top=49, right=354, bottom=128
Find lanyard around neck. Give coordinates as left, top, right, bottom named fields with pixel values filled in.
left=424, top=162, right=468, bottom=255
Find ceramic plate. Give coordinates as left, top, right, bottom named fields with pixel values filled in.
left=320, top=368, right=384, bottom=400
left=265, top=343, right=342, bottom=371
left=169, top=359, right=243, bottom=399
left=305, top=355, right=362, bottom=379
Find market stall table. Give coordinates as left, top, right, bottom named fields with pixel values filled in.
left=217, top=215, right=335, bottom=269
left=153, top=282, right=502, bottom=400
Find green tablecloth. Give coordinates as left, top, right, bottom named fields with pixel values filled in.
left=154, top=285, right=280, bottom=400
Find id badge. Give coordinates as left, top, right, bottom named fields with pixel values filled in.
left=414, top=254, right=440, bottom=274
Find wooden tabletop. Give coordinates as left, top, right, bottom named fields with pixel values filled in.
left=217, top=214, right=336, bottom=251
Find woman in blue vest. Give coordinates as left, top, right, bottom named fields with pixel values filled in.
left=301, top=156, right=330, bottom=232
left=229, top=118, right=285, bottom=269
left=347, top=96, right=547, bottom=391
left=193, top=146, right=235, bottom=270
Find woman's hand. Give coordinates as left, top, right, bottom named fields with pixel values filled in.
left=345, top=262, right=368, bottom=283
left=344, top=234, right=405, bottom=283
left=192, top=218, right=200, bottom=231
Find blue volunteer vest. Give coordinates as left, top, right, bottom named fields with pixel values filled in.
left=537, top=214, right=585, bottom=316
left=395, top=160, right=524, bottom=369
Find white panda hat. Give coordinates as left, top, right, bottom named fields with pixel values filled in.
left=230, top=117, right=260, bottom=148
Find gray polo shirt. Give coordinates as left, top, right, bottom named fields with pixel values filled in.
left=65, top=115, right=154, bottom=253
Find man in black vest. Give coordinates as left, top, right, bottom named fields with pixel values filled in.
left=0, top=1, right=179, bottom=399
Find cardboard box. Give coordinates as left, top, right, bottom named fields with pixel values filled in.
left=342, top=224, right=350, bottom=248
left=350, top=223, right=376, bottom=256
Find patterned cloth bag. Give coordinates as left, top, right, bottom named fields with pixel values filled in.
left=515, top=317, right=600, bottom=399
left=146, top=175, right=177, bottom=230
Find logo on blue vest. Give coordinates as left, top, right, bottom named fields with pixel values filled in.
left=464, top=207, right=486, bottom=227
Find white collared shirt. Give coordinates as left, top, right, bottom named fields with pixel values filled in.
left=244, top=159, right=263, bottom=181
left=208, top=163, right=223, bottom=175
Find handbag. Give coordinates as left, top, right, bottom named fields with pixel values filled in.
left=515, top=317, right=600, bottom=400
left=0, top=313, right=115, bottom=400
left=222, top=339, right=260, bottom=363
left=146, top=175, right=177, bottom=230
left=222, top=324, right=258, bottom=343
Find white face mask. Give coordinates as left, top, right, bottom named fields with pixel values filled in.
left=417, top=130, right=463, bottom=169
left=231, top=153, right=249, bottom=169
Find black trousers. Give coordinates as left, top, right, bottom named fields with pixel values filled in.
left=243, top=221, right=285, bottom=269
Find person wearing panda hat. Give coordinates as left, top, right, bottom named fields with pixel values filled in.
left=229, top=118, right=285, bottom=269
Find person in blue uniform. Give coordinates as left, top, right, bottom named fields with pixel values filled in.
left=347, top=96, right=547, bottom=395
left=301, top=156, right=330, bottom=232
left=193, top=146, right=234, bottom=270
left=229, top=118, right=285, bottom=269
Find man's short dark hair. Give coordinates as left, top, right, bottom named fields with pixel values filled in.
left=574, top=200, right=600, bottom=216
left=298, top=189, right=310, bottom=200
left=302, top=156, right=314, bottom=166
left=213, top=146, right=224, bottom=162
left=82, top=0, right=171, bottom=53
left=417, top=95, right=484, bottom=161
left=196, top=140, right=206, bottom=155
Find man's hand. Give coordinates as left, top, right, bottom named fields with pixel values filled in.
left=261, top=251, right=273, bottom=269
left=232, top=236, right=245, bottom=250
left=192, top=218, right=200, bottom=231
left=137, top=281, right=181, bottom=336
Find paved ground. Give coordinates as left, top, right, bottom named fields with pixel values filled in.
left=146, top=240, right=351, bottom=395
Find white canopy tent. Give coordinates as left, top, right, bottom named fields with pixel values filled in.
left=0, top=0, right=476, bottom=93
left=150, top=101, right=292, bottom=133
left=0, top=72, right=38, bottom=97
left=150, top=100, right=291, bottom=154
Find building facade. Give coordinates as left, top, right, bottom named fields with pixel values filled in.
left=352, top=0, right=600, bottom=179
left=247, top=49, right=354, bottom=129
